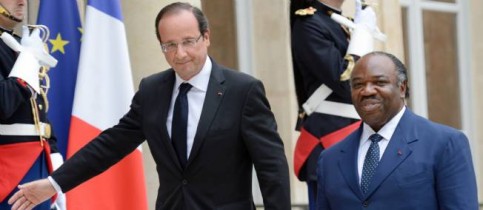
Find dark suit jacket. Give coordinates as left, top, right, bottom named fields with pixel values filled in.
left=291, top=1, right=357, bottom=181
left=316, top=109, right=478, bottom=210
left=52, top=60, right=291, bottom=210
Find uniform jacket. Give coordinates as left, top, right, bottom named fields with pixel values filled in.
left=52, top=59, right=291, bottom=210
left=0, top=29, right=57, bottom=148
left=291, top=1, right=357, bottom=181
left=316, top=108, right=478, bottom=210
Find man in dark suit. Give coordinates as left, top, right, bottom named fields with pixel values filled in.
left=316, top=51, right=478, bottom=209
left=8, top=2, right=291, bottom=210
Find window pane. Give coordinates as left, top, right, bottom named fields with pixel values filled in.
left=423, top=10, right=461, bottom=129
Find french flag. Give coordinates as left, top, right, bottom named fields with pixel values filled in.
left=66, top=0, right=148, bottom=209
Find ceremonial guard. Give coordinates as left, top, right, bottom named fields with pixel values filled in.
left=0, top=0, right=64, bottom=209
left=290, top=0, right=384, bottom=209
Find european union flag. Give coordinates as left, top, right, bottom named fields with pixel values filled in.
left=37, top=0, right=82, bottom=157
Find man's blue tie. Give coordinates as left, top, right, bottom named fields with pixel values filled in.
left=172, top=83, right=192, bottom=168
left=361, top=133, right=383, bottom=194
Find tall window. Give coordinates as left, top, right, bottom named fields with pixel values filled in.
left=400, top=0, right=472, bottom=136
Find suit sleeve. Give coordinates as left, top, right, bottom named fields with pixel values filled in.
left=240, top=80, right=291, bottom=210
left=1, top=35, right=33, bottom=120
left=435, top=131, right=478, bottom=209
left=316, top=153, right=330, bottom=210
left=51, top=79, right=147, bottom=192
left=0, top=75, right=31, bottom=120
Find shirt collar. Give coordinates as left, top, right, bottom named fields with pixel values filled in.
left=361, top=106, right=406, bottom=143
left=174, top=56, right=212, bottom=92
left=320, top=2, right=342, bottom=13
left=0, top=25, right=13, bottom=34
left=313, top=1, right=342, bottom=15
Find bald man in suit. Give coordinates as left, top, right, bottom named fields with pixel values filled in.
left=316, top=51, right=478, bottom=210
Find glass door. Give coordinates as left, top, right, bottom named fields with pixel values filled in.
left=400, top=0, right=472, bottom=136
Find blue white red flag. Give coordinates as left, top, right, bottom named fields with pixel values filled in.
left=66, top=0, right=148, bottom=209
left=37, top=0, right=82, bottom=157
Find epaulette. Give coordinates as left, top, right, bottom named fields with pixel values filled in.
left=295, top=7, right=317, bottom=16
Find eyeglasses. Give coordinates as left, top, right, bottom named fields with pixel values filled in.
left=160, top=34, right=203, bottom=53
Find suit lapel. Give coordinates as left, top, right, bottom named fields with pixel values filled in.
left=338, top=128, right=364, bottom=200
left=364, top=109, right=418, bottom=197
left=156, top=70, right=183, bottom=170
left=187, top=61, right=226, bottom=167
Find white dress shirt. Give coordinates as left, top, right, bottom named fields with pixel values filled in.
left=167, top=56, right=211, bottom=159
left=357, top=106, right=406, bottom=184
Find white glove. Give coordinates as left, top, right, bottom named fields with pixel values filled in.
left=50, top=153, right=66, bottom=210
left=347, top=0, right=377, bottom=57
left=354, top=0, right=377, bottom=32
left=0, top=26, right=57, bottom=93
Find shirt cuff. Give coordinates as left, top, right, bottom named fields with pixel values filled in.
left=47, top=176, right=63, bottom=193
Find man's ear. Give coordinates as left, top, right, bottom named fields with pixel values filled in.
left=400, top=80, right=407, bottom=98
left=203, top=29, right=210, bottom=47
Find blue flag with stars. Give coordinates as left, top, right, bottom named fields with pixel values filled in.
left=37, top=0, right=82, bottom=158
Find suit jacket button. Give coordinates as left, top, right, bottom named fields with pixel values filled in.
left=182, top=179, right=188, bottom=185
left=362, top=200, right=369, bottom=207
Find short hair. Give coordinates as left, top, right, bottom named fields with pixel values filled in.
left=365, top=51, right=410, bottom=98
left=154, top=2, right=209, bottom=43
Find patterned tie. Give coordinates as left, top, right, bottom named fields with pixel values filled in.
left=361, top=133, right=383, bottom=194
left=171, top=83, right=192, bottom=168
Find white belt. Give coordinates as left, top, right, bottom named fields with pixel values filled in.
left=0, top=123, right=51, bottom=137
left=302, top=84, right=360, bottom=119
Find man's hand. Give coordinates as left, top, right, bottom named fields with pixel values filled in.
left=0, top=25, right=58, bottom=93
left=8, top=179, right=56, bottom=210
left=346, top=0, right=378, bottom=57
left=354, top=0, right=377, bottom=32
left=19, top=26, right=57, bottom=68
